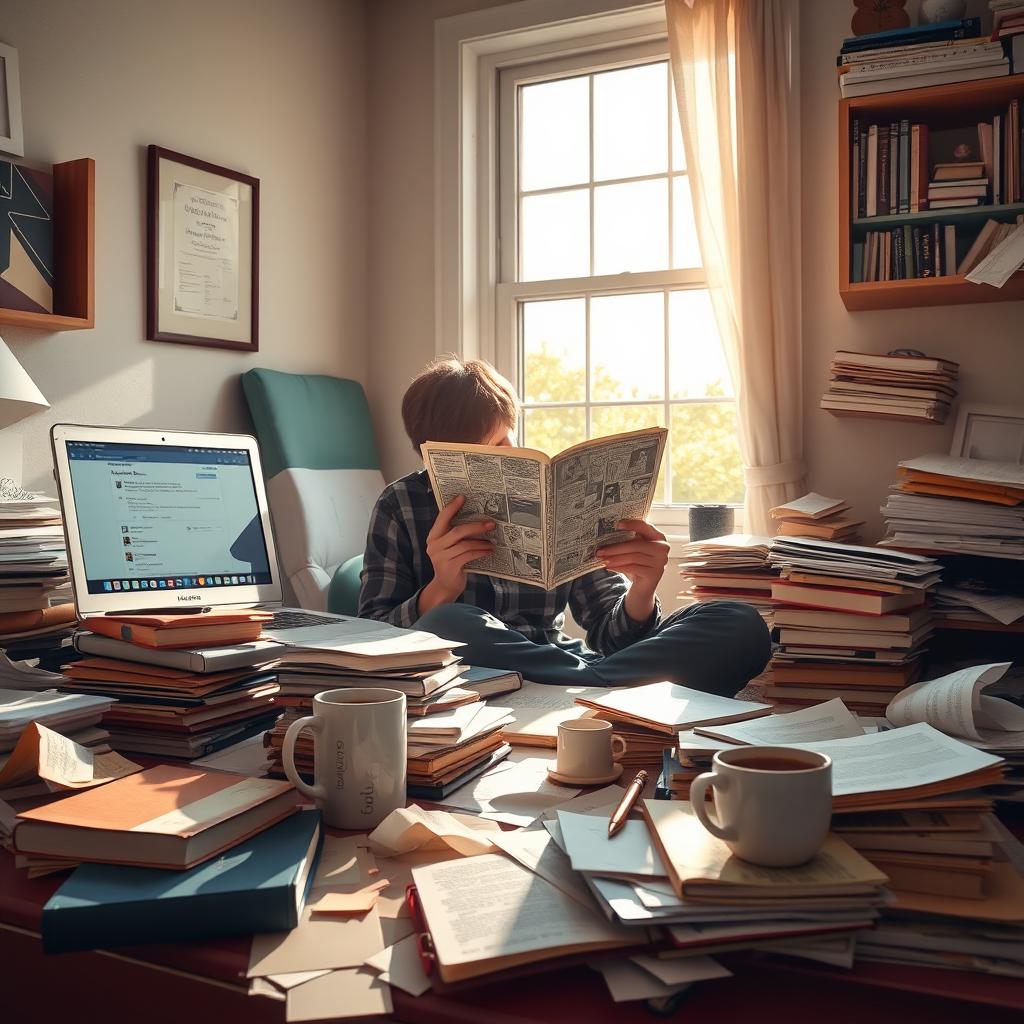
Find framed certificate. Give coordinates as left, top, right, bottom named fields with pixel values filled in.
left=146, top=145, right=259, bottom=351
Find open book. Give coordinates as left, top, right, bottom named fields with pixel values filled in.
left=422, top=427, right=667, bottom=589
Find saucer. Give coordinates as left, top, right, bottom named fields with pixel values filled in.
left=547, top=763, right=624, bottom=787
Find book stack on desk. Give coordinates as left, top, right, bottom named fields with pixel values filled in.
left=769, top=493, right=865, bottom=543
left=677, top=534, right=777, bottom=625
left=574, top=682, right=771, bottom=770
left=0, top=485, right=77, bottom=671
left=57, top=613, right=283, bottom=760
left=765, top=536, right=941, bottom=711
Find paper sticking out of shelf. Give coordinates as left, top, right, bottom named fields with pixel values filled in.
left=966, top=222, right=1024, bottom=287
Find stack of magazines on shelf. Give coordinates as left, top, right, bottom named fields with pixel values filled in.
left=838, top=18, right=1008, bottom=98
left=819, top=350, right=959, bottom=424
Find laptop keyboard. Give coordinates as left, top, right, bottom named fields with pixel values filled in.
left=268, top=610, right=347, bottom=630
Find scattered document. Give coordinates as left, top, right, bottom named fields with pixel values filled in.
left=191, top=734, right=270, bottom=777
left=965, top=222, right=1024, bottom=288
left=628, top=952, right=732, bottom=987
left=886, top=662, right=1024, bottom=744
left=770, top=493, right=848, bottom=520
left=435, top=752, right=579, bottom=825
left=695, top=699, right=864, bottom=746
left=491, top=827, right=596, bottom=908
left=540, top=783, right=627, bottom=821
left=363, top=934, right=432, bottom=996
left=598, top=957, right=722, bottom=1002
left=557, top=809, right=668, bottom=879
left=284, top=967, right=392, bottom=1022
left=496, top=681, right=608, bottom=745
left=367, top=804, right=500, bottom=857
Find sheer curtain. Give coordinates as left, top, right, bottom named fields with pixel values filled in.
left=666, top=0, right=804, bottom=534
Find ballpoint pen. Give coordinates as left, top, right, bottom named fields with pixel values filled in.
left=608, top=769, right=648, bottom=838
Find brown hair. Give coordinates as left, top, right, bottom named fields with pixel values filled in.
left=402, top=357, right=519, bottom=452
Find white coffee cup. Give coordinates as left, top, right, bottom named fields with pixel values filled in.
left=689, top=746, right=832, bottom=867
left=556, top=719, right=627, bottom=779
left=282, top=688, right=407, bottom=830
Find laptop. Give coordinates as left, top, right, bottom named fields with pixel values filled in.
left=49, top=423, right=384, bottom=646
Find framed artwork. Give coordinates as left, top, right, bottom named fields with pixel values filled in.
left=146, top=145, right=259, bottom=351
left=0, top=43, right=24, bottom=157
left=950, top=403, right=1024, bottom=464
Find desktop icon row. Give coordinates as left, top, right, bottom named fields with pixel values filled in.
left=101, top=574, right=252, bottom=592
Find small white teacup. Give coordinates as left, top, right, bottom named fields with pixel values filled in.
left=556, top=719, right=627, bottom=781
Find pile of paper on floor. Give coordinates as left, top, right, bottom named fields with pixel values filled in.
left=770, top=493, right=865, bottom=543
left=574, top=682, right=770, bottom=770
left=766, top=535, right=941, bottom=711
left=0, top=480, right=76, bottom=670
left=880, top=455, right=1024, bottom=561
left=677, top=534, right=777, bottom=625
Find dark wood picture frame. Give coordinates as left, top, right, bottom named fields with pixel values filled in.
left=146, top=145, right=260, bottom=351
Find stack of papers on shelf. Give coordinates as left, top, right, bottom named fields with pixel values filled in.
left=765, top=536, right=941, bottom=711
left=819, top=351, right=959, bottom=425
left=677, top=534, right=777, bottom=623
left=575, top=682, right=770, bottom=769
left=881, top=455, right=1024, bottom=560
left=770, top=493, right=865, bottom=543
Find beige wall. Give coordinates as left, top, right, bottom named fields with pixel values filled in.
left=3, top=0, right=368, bottom=492
left=801, top=0, right=1024, bottom=541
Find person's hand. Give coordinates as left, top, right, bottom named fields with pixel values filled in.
left=596, top=519, right=669, bottom=622
left=418, top=495, right=496, bottom=614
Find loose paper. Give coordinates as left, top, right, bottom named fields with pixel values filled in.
left=886, top=662, right=1024, bottom=743
left=285, top=967, right=392, bottom=1022
left=966, top=222, right=1024, bottom=287
left=0, top=722, right=141, bottom=790
left=696, top=700, right=865, bottom=746
left=598, top=957, right=723, bottom=1002
left=540, top=783, right=626, bottom=821
left=490, top=827, right=596, bottom=908
left=556, top=809, right=667, bottom=879
left=367, top=804, right=500, bottom=857
left=308, top=881, right=389, bottom=916
left=495, top=681, right=606, bottom=743
left=263, top=970, right=331, bottom=991
left=364, top=934, right=432, bottom=996
left=629, top=952, right=732, bottom=986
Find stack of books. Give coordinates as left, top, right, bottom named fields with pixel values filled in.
left=677, top=534, right=777, bottom=625
left=851, top=119, right=930, bottom=220
left=837, top=18, right=1008, bottom=99
left=55, top=612, right=283, bottom=760
left=993, top=0, right=1024, bottom=74
left=880, top=454, right=1024, bottom=560
left=0, top=689, right=114, bottom=773
left=770, top=493, right=864, bottom=543
left=0, top=483, right=76, bottom=671
left=820, top=350, right=959, bottom=424
left=263, top=636, right=522, bottom=799
left=574, top=682, right=770, bottom=771
left=927, top=160, right=989, bottom=210
left=765, top=536, right=941, bottom=711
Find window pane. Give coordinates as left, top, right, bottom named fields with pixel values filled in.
left=520, top=77, right=589, bottom=192
left=523, top=298, right=586, bottom=404
left=669, top=290, right=733, bottom=399
left=593, top=63, right=668, bottom=181
left=521, top=189, right=589, bottom=281
left=669, top=403, right=744, bottom=505
left=523, top=406, right=586, bottom=455
left=590, top=292, right=664, bottom=401
left=593, top=179, right=668, bottom=275
left=672, top=175, right=702, bottom=269
left=591, top=404, right=667, bottom=505
left=671, top=90, right=686, bottom=172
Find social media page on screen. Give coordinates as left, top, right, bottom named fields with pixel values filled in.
left=65, top=441, right=273, bottom=594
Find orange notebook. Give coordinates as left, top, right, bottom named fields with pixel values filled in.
left=13, top=764, right=296, bottom=869
left=80, top=611, right=272, bottom=649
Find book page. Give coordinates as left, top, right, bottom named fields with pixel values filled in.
left=696, top=699, right=865, bottom=746
left=496, top=681, right=610, bottom=741
left=409, top=853, right=631, bottom=971
left=422, top=443, right=548, bottom=587
left=549, top=427, right=667, bottom=586
left=886, top=662, right=1024, bottom=742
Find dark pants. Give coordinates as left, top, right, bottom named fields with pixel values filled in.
left=415, top=600, right=771, bottom=696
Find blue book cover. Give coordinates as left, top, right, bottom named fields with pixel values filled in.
left=841, top=18, right=980, bottom=53
left=42, top=808, right=321, bottom=954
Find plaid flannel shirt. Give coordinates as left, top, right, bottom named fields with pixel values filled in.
left=358, top=470, right=661, bottom=658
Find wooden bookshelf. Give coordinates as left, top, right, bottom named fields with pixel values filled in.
left=839, top=76, right=1024, bottom=311
left=0, top=158, right=94, bottom=331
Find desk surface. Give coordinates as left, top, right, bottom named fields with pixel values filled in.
left=4, top=840, right=1024, bottom=1023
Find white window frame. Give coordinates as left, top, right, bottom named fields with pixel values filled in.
left=435, top=0, right=742, bottom=537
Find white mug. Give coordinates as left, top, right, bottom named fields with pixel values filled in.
left=282, top=688, right=407, bottom=830
left=556, top=719, right=627, bottom=779
left=689, top=746, right=832, bottom=867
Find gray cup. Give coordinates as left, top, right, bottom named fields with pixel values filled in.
left=688, top=504, right=735, bottom=542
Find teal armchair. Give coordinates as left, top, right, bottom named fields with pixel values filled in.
left=241, top=369, right=384, bottom=615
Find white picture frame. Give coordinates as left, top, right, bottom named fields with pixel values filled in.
left=950, top=403, right=1024, bottom=464
left=0, top=43, right=24, bottom=158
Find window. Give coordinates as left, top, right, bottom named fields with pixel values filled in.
left=495, top=48, right=744, bottom=521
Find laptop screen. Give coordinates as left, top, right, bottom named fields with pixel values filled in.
left=64, top=439, right=274, bottom=597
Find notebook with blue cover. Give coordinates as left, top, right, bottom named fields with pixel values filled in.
left=41, top=808, right=321, bottom=953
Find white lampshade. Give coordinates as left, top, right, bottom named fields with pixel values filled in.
left=0, top=334, right=48, bottom=428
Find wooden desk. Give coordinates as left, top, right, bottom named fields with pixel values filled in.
left=3, top=850, right=1023, bottom=1023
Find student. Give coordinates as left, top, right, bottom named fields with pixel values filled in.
left=358, top=358, right=770, bottom=695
